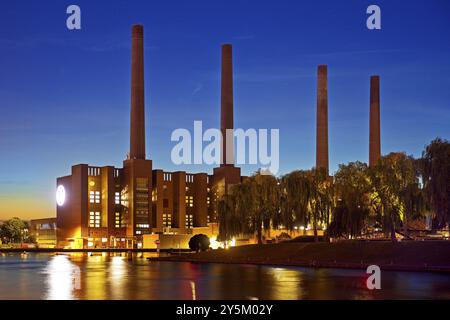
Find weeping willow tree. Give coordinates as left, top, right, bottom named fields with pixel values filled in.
left=308, top=167, right=334, bottom=242
left=369, top=152, right=422, bottom=241
left=245, top=173, right=280, bottom=244
left=217, top=172, right=280, bottom=244
left=279, top=170, right=311, bottom=233
left=216, top=140, right=444, bottom=245
left=420, top=138, right=450, bottom=230
left=329, top=161, right=371, bottom=239
left=217, top=193, right=240, bottom=243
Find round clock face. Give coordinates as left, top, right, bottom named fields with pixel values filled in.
left=56, top=185, right=66, bottom=206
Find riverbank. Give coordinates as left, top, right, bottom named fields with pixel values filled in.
left=149, top=241, right=450, bottom=273
left=0, top=248, right=190, bottom=253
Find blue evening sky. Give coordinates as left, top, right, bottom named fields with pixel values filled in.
left=0, top=0, right=449, bottom=218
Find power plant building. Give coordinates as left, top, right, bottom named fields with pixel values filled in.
left=56, top=25, right=382, bottom=249
left=56, top=25, right=243, bottom=248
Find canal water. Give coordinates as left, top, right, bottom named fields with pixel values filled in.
left=1, top=253, right=449, bottom=300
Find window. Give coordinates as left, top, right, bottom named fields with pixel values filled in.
left=163, top=213, right=172, bottom=228
left=89, top=212, right=101, bottom=228
left=136, top=224, right=149, bottom=229
left=185, top=196, right=194, bottom=207
left=136, top=177, right=148, bottom=190
left=89, top=191, right=100, bottom=204
left=186, top=214, right=193, bottom=229
left=115, top=212, right=124, bottom=228
left=207, top=197, right=210, bottom=205
left=115, top=192, right=120, bottom=205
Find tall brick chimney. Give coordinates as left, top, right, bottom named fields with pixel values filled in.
left=129, top=24, right=146, bottom=160
left=220, top=44, right=234, bottom=166
left=369, top=75, right=381, bottom=167
left=316, top=65, right=329, bottom=174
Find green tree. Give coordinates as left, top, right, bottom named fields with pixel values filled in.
left=329, top=162, right=371, bottom=239
left=0, top=217, right=30, bottom=244
left=308, top=168, right=333, bottom=242
left=280, top=170, right=311, bottom=233
left=188, top=234, right=210, bottom=252
left=246, top=173, right=280, bottom=244
left=217, top=193, right=240, bottom=243
left=420, top=138, right=450, bottom=230
left=369, top=153, right=421, bottom=241
left=218, top=172, right=280, bottom=244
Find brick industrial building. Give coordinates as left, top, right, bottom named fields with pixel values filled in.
left=56, top=25, right=382, bottom=249
left=56, top=25, right=242, bottom=248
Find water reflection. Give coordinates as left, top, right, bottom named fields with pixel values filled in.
left=110, top=256, right=127, bottom=300
left=266, top=267, right=303, bottom=300
left=44, top=255, right=80, bottom=300
left=1, top=253, right=449, bottom=300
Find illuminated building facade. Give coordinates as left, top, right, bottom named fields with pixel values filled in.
left=56, top=25, right=383, bottom=249
left=56, top=25, right=243, bottom=248
left=30, top=218, right=57, bottom=248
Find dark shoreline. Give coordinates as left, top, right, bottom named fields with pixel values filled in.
left=149, top=256, right=450, bottom=273
left=148, top=241, right=450, bottom=273
left=0, top=248, right=189, bottom=253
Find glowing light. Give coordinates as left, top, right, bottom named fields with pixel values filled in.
left=229, top=238, right=236, bottom=247
left=190, top=281, right=196, bottom=300
left=110, top=257, right=126, bottom=299
left=56, top=185, right=66, bottom=206
left=45, top=255, right=80, bottom=300
left=87, top=241, right=94, bottom=247
left=209, top=236, right=220, bottom=250
left=300, top=226, right=305, bottom=231
left=101, top=238, right=108, bottom=243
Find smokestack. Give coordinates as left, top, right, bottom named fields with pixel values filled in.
left=220, top=44, right=234, bottom=166
left=316, top=65, right=329, bottom=174
left=369, top=75, right=381, bottom=167
left=129, top=24, right=146, bottom=160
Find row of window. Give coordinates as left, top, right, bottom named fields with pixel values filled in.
left=186, top=196, right=194, bottom=208
left=91, top=191, right=125, bottom=205
left=90, top=212, right=205, bottom=229
left=89, top=211, right=101, bottom=228
left=163, top=213, right=172, bottom=228
left=111, top=191, right=212, bottom=209
left=186, top=214, right=193, bottom=229
left=89, top=191, right=100, bottom=204
left=115, top=212, right=125, bottom=228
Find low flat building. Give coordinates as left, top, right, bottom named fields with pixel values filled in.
left=30, top=218, right=57, bottom=248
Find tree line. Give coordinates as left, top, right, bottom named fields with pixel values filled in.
left=217, top=138, right=450, bottom=243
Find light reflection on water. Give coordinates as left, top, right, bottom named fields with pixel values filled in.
left=0, top=253, right=450, bottom=300
left=44, top=255, right=79, bottom=300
